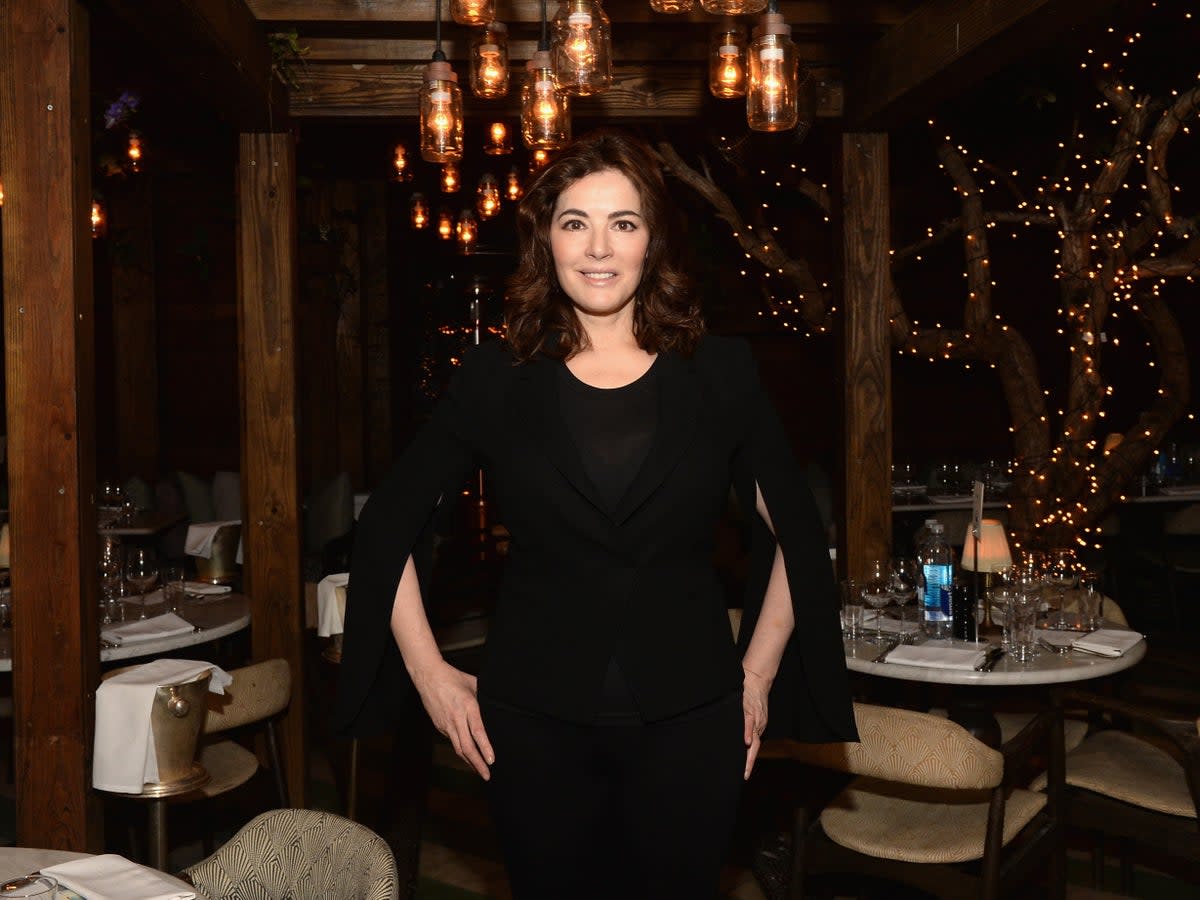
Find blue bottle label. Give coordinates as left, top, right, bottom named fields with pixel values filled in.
left=922, top=564, right=952, bottom=622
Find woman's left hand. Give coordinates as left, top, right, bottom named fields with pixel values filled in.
left=742, top=666, right=771, bottom=779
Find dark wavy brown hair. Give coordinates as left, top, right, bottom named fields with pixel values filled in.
left=506, top=129, right=703, bottom=362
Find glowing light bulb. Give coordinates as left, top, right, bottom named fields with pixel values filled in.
left=551, top=1, right=612, bottom=96
left=442, top=161, right=460, bottom=193
left=471, top=23, right=509, bottom=98
left=506, top=168, right=524, bottom=201
left=410, top=193, right=429, bottom=229
left=127, top=134, right=143, bottom=172
left=438, top=208, right=454, bottom=240
left=392, top=143, right=413, bottom=182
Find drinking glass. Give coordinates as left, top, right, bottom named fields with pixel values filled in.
left=889, top=557, right=918, bottom=630
left=1042, top=548, right=1078, bottom=628
left=124, top=547, right=158, bottom=620
left=840, top=578, right=864, bottom=640
left=161, top=562, right=187, bottom=614
left=860, top=559, right=892, bottom=642
left=1005, top=585, right=1041, bottom=663
left=1076, top=571, right=1102, bottom=630
left=0, top=874, right=58, bottom=898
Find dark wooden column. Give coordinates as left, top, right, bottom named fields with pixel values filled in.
left=1, top=0, right=102, bottom=849
left=237, top=133, right=306, bottom=806
left=109, top=177, right=159, bottom=479
left=332, top=179, right=365, bottom=488
left=839, top=133, right=892, bottom=579
left=361, top=181, right=392, bottom=484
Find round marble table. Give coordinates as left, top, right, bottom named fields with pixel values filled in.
left=0, top=847, right=195, bottom=896
left=0, top=593, right=250, bottom=673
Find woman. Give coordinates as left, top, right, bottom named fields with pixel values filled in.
left=336, top=130, right=855, bottom=898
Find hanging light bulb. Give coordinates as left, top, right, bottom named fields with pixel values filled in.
left=451, top=0, right=494, bottom=25
left=650, top=0, right=693, bottom=11
left=709, top=19, right=747, bottom=99
left=420, top=59, right=464, bottom=163
left=127, top=132, right=143, bottom=173
left=747, top=9, right=798, bottom=132
left=522, top=50, right=571, bottom=150
left=393, top=143, right=414, bottom=182
left=410, top=193, right=430, bottom=229
left=551, top=0, right=612, bottom=96
left=477, top=174, right=501, bottom=219
left=529, top=148, right=552, bottom=174
left=91, top=200, right=105, bottom=239
left=700, top=0, right=765, bottom=13
left=437, top=207, right=455, bottom=240
left=441, top=161, right=461, bottom=193
left=484, top=121, right=512, bottom=155
left=471, top=22, right=510, bottom=98
left=457, top=209, right=478, bottom=254
left=506, top=167, right=524, bottom=201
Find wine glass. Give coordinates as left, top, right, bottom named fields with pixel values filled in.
left=124, top=547, right=158, bottom=620
left=860, top=558, right=892, bottom=642
left=98, top=538, right=123, bottom=625
left=889, top=557, right=918, bottom=632
left=1042, top=548, right=1078, bottom=629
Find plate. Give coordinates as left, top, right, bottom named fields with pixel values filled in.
left=926, top=494, right=973, bottom=505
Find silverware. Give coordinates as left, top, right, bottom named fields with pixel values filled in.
left=974, top=646, right=1005, bottom=671
left=871, top=637, right=904, bottom=663
left=1037, top=637, right=1073, bottom=656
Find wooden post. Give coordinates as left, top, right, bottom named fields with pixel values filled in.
left=332, top=179, right=364, bottom=488
left=361, top=181, right=392, bottom=485
left=839, top=133, right=892, bottom=579
left=1, top=0, right=102, bottom=849
left=237, top=132, right=306, bottom=806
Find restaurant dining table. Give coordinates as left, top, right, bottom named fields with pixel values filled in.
left=0, top=846, right=197, bottom=897
left=843, top=622, right=1147, bottom=746
left=97, top=509, right=186, bottom=538
left=0, top=592, right=250, bottom=673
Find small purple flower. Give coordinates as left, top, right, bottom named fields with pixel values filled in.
left=103, top=90, right=140, bottom=129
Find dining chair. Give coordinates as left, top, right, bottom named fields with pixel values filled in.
left=1032, top=688, right=1200, bottom=893
left=180, top=808, right=398, bottom=899
left=771, top=701, right=1065, bottom=900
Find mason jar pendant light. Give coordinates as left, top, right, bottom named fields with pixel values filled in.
left=477, top=174, right=502, bottom=219
left=457, top=209, right=478, bottom=254
left=437, top=208, right=455, bottom=240
left=506, top=167, right=524, bottom=201
left=392, top=143, right=414, bottom=182
left=441, top=161, right=461, bottom=193
left=420, top=0, right=464, bottom=163
left=649, top=0, right=693, bottom=12
left=471, top=22, right=510, bottom=98
left=522, top=48, right=571, bottom=150
left=747, top=7, right=798, bottom=132
left=451, top=0, right=494, bottom=26
left=709, top=19, right=747, bottom=99
left=484, top=121, right=512, bottom=155
left=410, top=194, right=430, bottom=229
left=127, top=133, right=144, bottom=173
left=700, top=0, right=765, bottom=14
left=551, top=0, right=612, bottom=96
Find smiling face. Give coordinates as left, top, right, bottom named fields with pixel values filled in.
left=549, top=168, right=650, bottom=324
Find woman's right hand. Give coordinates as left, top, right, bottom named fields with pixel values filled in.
left=411, top=660, right=495, bottom=780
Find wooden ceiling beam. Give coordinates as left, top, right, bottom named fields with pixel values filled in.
left=847, top=0, right=1124, bottom=130
left=290, top=62, right=843, bottom=119
left=100, top=0, right=287, bottom=131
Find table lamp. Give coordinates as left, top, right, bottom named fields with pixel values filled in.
left=961, top=518, right=1011, bottom=634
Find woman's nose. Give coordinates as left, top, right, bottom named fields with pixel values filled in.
left=585, top=231, right=612, bottom=259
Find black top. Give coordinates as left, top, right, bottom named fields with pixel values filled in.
left=560, top=359, right=659, bottom=721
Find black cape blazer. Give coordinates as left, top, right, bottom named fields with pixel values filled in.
left=334, top=335, right=857, bottom=743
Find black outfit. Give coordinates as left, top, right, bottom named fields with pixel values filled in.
left=335, top=335, right=857, bottom=897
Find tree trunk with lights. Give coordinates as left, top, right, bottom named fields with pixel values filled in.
left=658, top=73, right=1199, bottom=548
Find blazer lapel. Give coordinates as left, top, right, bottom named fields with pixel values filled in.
left=512, top=355, right=610, bottom=516
left=612, top=351, right=702, bottom=525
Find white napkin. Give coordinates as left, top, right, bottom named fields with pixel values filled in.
left=101, top=612, right=196, bottom=646
left=43, top=853, right=195, bottom=900
left=184, top=520, right=240, bottom=559
left=183, top=581, right=232, bottom=595
left=885, top=641, right=989, bottom=670
left=93, top=659, right=232, bottom=793
left=317, top=572, right=350, bottom=637
left=862, top=610, right=922, bottom=635
left=1073, top=628, right=1144, bottom=657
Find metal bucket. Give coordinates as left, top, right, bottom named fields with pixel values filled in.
left=194, top=523, right=241, bottom=584
left=143, top=669, right=212, bottom=797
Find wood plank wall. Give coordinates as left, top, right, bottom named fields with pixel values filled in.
left=1, top=0, right=102, bottom=849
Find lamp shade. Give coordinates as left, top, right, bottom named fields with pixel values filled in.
left=960, top=519, right=1012, bottom=573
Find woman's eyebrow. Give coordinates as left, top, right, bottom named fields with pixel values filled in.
left=608, top=210, right=643, bottom=219
left=556, top=207, right=587, bottom=220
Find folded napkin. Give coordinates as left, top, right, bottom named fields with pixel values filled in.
left=885, top=641, right=989, bottom=670
left=93, top=659, right=232, bottom=793
left=43, top=853, right=195, bottom=900
left=101, top=612, right=196, bottom=646
left=862, top=610, right=922, bottom=635
left=184, top=520, right=241, bottom=559
left=183, top=581, right=232, bottom=595
left=317, top=572, right=350, bottom=637
left=1073, top=628, right=1145, bottom=657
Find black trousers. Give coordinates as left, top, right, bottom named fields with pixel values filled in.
left=479, top=692, right=746, bottom=900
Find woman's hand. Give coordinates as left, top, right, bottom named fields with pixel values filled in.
left=742, top=665, right=771, bottom=780
left=411, top=660, right=495, bottom=780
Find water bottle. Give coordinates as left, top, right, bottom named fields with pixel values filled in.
left=919, top=522, right=953, bottom=638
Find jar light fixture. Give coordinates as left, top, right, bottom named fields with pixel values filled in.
left=477, top=174, right=501, bottom=219
left=529, top=148, right=552, bottom=172
left=451, top=0, right=494, bottom=26
left=410, top=193, right=430, bottom=229
left=551, top=0, right=612, bottom=96
left=437, top=207, right=455, bottom=240
left=457, top=209, right=478, bottom=253
left=420, top=0, right=464, bottom=163
left=127, top=133, right=143, bottom=173
left=484, top=121, right=512, bottom=155
left=471, top=22, right=510, bottom=98
left=441, top=160, right=461, bottom=193
left=747, top=6, right=799, bottom=132
left=506, top=167, right=524, bottom=201
left=91, top=200, right=105, bottom=239
left=522, top=51, right=571, bottom=150
left=709, top=19, right=747, bottom=99
left=393, top=143, right=413, bottom=182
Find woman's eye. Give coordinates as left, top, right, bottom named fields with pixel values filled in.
left=561, top=219, right=585, bottom=231
left=613, top=220, right=638, bottom=232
